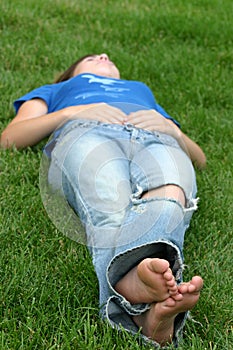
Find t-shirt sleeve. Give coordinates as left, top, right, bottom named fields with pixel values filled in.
left=13, top=85, right=54, bottom=113
left=154, top=103, right=180, bottom=128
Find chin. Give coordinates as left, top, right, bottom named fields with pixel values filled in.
left=96, top=69, right=120, bottom=79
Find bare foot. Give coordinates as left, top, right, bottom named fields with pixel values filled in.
left=133, top=276, right=203, bottom=346
left=114, top=258, right=182, bottom=304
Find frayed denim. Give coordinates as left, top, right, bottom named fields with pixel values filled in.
left=47, top=120, right=198, bottom=347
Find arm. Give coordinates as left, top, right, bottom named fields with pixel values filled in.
left=159, top=117, right=206, bottom=169
left=1, top=99, right=68, bottom=149
left=175, top=127, right=206, bottom=169
left=127, top=110, right=206, bottom=169
left=0, top=99, right=127, bottom=149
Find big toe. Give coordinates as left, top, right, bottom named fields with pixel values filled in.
left=149, top=258, right=170, bottom=274
left=190, top=276, right=203, bottom=292
left=178, top=276, right=203, bottom=294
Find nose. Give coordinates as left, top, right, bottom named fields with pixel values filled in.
left=99, top=53, right=109, bottom=61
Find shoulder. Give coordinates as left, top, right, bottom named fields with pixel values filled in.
left=13, top=83, right=60, bottom=113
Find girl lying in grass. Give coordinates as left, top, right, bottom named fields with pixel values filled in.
left=1, top=53, right=205, bottom=347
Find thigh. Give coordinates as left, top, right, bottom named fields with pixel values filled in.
left=131, top=140, right=197, bottom=200
left=51, top=123, right=132, bottom=226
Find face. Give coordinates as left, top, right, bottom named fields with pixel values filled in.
left=73, top=53, right=120, bottom=79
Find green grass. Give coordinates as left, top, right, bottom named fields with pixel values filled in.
left=0, top=0, right=233, bottom=349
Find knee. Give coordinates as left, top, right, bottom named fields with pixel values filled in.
left=141, top=185, right=186, bottom=207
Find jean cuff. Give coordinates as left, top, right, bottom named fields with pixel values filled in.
left=103, top=240, right=186, bottom=347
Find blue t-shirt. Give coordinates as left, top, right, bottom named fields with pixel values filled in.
left=14, top=73, right=179, bottom=155
left=14, top=73, right=178, bottom=119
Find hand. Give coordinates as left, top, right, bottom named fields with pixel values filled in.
left=67, top=103, right=127, bottom=125
left=125, top=110, right=181, bottom=139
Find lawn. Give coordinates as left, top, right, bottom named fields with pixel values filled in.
left=0, top=0, right=232, bottom=349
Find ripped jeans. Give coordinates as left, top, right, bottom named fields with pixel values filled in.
left=47, top=120, right=198, bottom=347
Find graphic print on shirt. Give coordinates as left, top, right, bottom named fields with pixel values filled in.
left=74, top=74, right=130, bottom=100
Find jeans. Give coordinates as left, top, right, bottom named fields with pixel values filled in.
left=47, top=119, right=198, bottom=347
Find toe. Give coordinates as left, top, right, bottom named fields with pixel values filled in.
left=190, top=276, right=204, bottom=292
left=149, top=258, right=170, bottom=274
